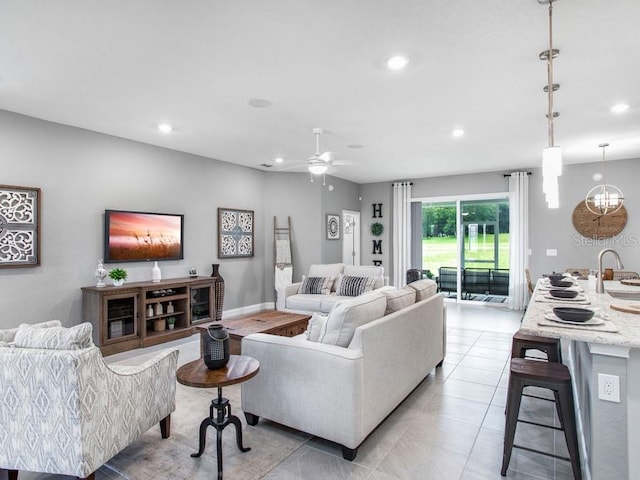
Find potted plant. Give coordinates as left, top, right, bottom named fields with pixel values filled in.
left=108, top=268, right=128, bottom=287
left=166, top=316, right=176, bottom=330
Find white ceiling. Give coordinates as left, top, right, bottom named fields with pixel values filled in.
left=1, top=0, right=638, bottom=184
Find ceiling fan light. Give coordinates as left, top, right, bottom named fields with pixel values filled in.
left=308, top=164, right=328, bottom=175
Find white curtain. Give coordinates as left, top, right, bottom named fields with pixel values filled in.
left=508, top=172, right=529, bottom=310
left=393, top=182, right=412, bottom=287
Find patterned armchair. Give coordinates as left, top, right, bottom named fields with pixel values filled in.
left=0, top=322, right=179, bottom=480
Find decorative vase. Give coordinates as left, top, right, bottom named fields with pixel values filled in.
left=154, top=318, right=166, bottom=332
left=147, top=305, right=154, bottom=318
left=112, top=278, right=125, bottom=287
left=167, top=301, right=174, bottom=313
left=211, top=264, right=225, bottom=321
left=155, top=302, right=163, bottom=316
left=203, top=324, right=230, bottom=370
left=168, top=323, right=175, bottom=330
left=151, top=261, right=162, bottom=283
left=95, top=259, right=108, bottom=287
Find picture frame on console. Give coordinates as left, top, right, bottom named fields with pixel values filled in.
left=326, top=213, right=340, bottom=240
left=218, top=207, right=254, bottom=258
left=0, top=184, right=41, bottom=268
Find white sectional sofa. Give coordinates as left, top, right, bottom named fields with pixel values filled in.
left=242, top=279, right=445, bottom=460
left=276, top=263, right=387, bottom=313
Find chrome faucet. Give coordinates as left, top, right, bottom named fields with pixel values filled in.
left=596, top=248, right=624, bottom=293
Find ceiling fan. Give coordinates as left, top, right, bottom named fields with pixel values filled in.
left=307, top=127, right=336, bottom=176
left=265, top=128, right=358, bottom=183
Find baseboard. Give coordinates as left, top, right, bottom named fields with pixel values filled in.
left=223, top=302, right=275, bottom=318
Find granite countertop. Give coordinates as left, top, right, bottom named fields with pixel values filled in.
left=519, top=279, right=640, bottom=349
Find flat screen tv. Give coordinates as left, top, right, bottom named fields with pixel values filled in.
left=104, top=210, right=184, bottom=263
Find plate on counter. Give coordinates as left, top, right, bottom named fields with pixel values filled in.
left=543, top=293, right=588, bottom=302
left=544, top=312, right=604, bottom=326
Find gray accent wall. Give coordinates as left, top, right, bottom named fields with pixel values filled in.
left=361, top=163, right=640, bottom=286
left=0, top=110, right=359, bottom=328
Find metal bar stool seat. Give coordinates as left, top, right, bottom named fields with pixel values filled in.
left=501, top=358, right=582, bottom=480
left=512, top=331, right=562, bottom=363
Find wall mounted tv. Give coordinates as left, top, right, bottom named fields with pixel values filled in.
left=104, top=210, right=184, bottom=263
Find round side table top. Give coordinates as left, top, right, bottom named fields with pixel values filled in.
left=177, top=355, right=259, bottom=388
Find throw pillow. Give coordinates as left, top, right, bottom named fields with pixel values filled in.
left=14, top=322, right=93, bottom=350
left=335, top=275, right=376, bottom=297
left=0, top=320, right=62, bottom=343
left=298, top=276, right=334, bottom=295
left=382, top=287, right=416, bottom=314
left=343, top=265, right=385, bottom=289
left=320, top=292, right=387, bottom=347
left=305, top=313, right=329, bottom=342
left=407, top=279, right=438, bottom=301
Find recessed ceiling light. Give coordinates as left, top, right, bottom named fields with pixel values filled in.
left=157, top=123, right=173, bottom=134
left=386, top=56, right=409, bottom=71
left=452, top=128, right=465, bottom=138
left=611, top=103, right=629, bottom=113
left=248, top=98, right=273, bottom=108
left=274, top=157, right=284, bottom=164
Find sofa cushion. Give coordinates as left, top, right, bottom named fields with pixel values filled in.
left=286, top=294, right=352, bottom=313
left=14, top=322, right=93, bottom=350
left=0, top=320, right=62, bottom=343
left=408, top=279, right=438, bottom=302
left=381, top=287, right=417, bottom=314
left=305, top=313, right=329, bottom=342
left=298, top=276, right=334, bottom=295
left=343, top=265, right=385, bottom=289
left=321, top=291, right=387, bottom=347
left=335, top=275, right=376, bottom=297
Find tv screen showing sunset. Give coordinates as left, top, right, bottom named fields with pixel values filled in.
left=106, top=211, right=183, bottom=262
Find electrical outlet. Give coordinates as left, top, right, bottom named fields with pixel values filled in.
left=598, top=373, right=620, bottom=402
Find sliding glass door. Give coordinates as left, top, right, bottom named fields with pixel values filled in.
left=420, top=195, right=509, bottom=302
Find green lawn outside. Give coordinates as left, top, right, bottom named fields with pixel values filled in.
left=422, top=233, right=510, bottom=275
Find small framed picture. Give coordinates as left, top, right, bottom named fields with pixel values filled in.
left=326, top=214, right=340, bottom=240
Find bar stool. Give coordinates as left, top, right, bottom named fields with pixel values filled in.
left=512, top=331, right=562, bottom=364
left=501, top=358, right=582, bottom=480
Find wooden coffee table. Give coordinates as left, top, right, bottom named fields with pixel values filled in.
left=177, top=355, right=260, bottom=480
left=197, top=310, right=311, bottom=355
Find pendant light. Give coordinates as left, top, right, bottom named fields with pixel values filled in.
left=585, top=143, right=624, bottom=215
left=539, top=0, right=561, bottom=209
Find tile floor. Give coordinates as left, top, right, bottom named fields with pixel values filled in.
left=15, top=301, right=579, bottom=480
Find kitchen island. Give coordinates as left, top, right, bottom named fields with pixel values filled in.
left=520, top=279, right=640, bottom=480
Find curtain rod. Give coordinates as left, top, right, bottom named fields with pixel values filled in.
left=503, top=172, right=532, bottom=177
left=391, top=182, right=414, bottom=185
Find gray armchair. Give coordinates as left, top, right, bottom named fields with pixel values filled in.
left=0, top=322, right=178, bottom=480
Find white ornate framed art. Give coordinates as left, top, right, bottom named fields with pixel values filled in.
left=0, top=184, right=41, bottom=267
left=218, top=208, right=254, bottom=258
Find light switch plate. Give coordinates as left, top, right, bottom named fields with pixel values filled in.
left=546, top=249, right=558, bottom=256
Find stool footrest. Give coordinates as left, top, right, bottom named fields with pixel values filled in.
left=517, top=418, right=562, bottom=431
left=513, top=444, right=570, bottom=462
left=522, top=392, right=555, bottom=403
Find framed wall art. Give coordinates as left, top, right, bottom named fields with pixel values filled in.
left=326, top=213, right=340, bottom=240
left=0, top=184, right=41, bottom=268
left=218, top=208, right=254, bottom=258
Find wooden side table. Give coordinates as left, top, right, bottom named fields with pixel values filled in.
left=177, top=355, right=259, bottom=480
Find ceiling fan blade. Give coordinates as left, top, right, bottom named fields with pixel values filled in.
left=332, top=160, right=359, bottom=166
left=319, top=151, right=337, bottom=162
left=274, top=162, right=308, bottom=171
